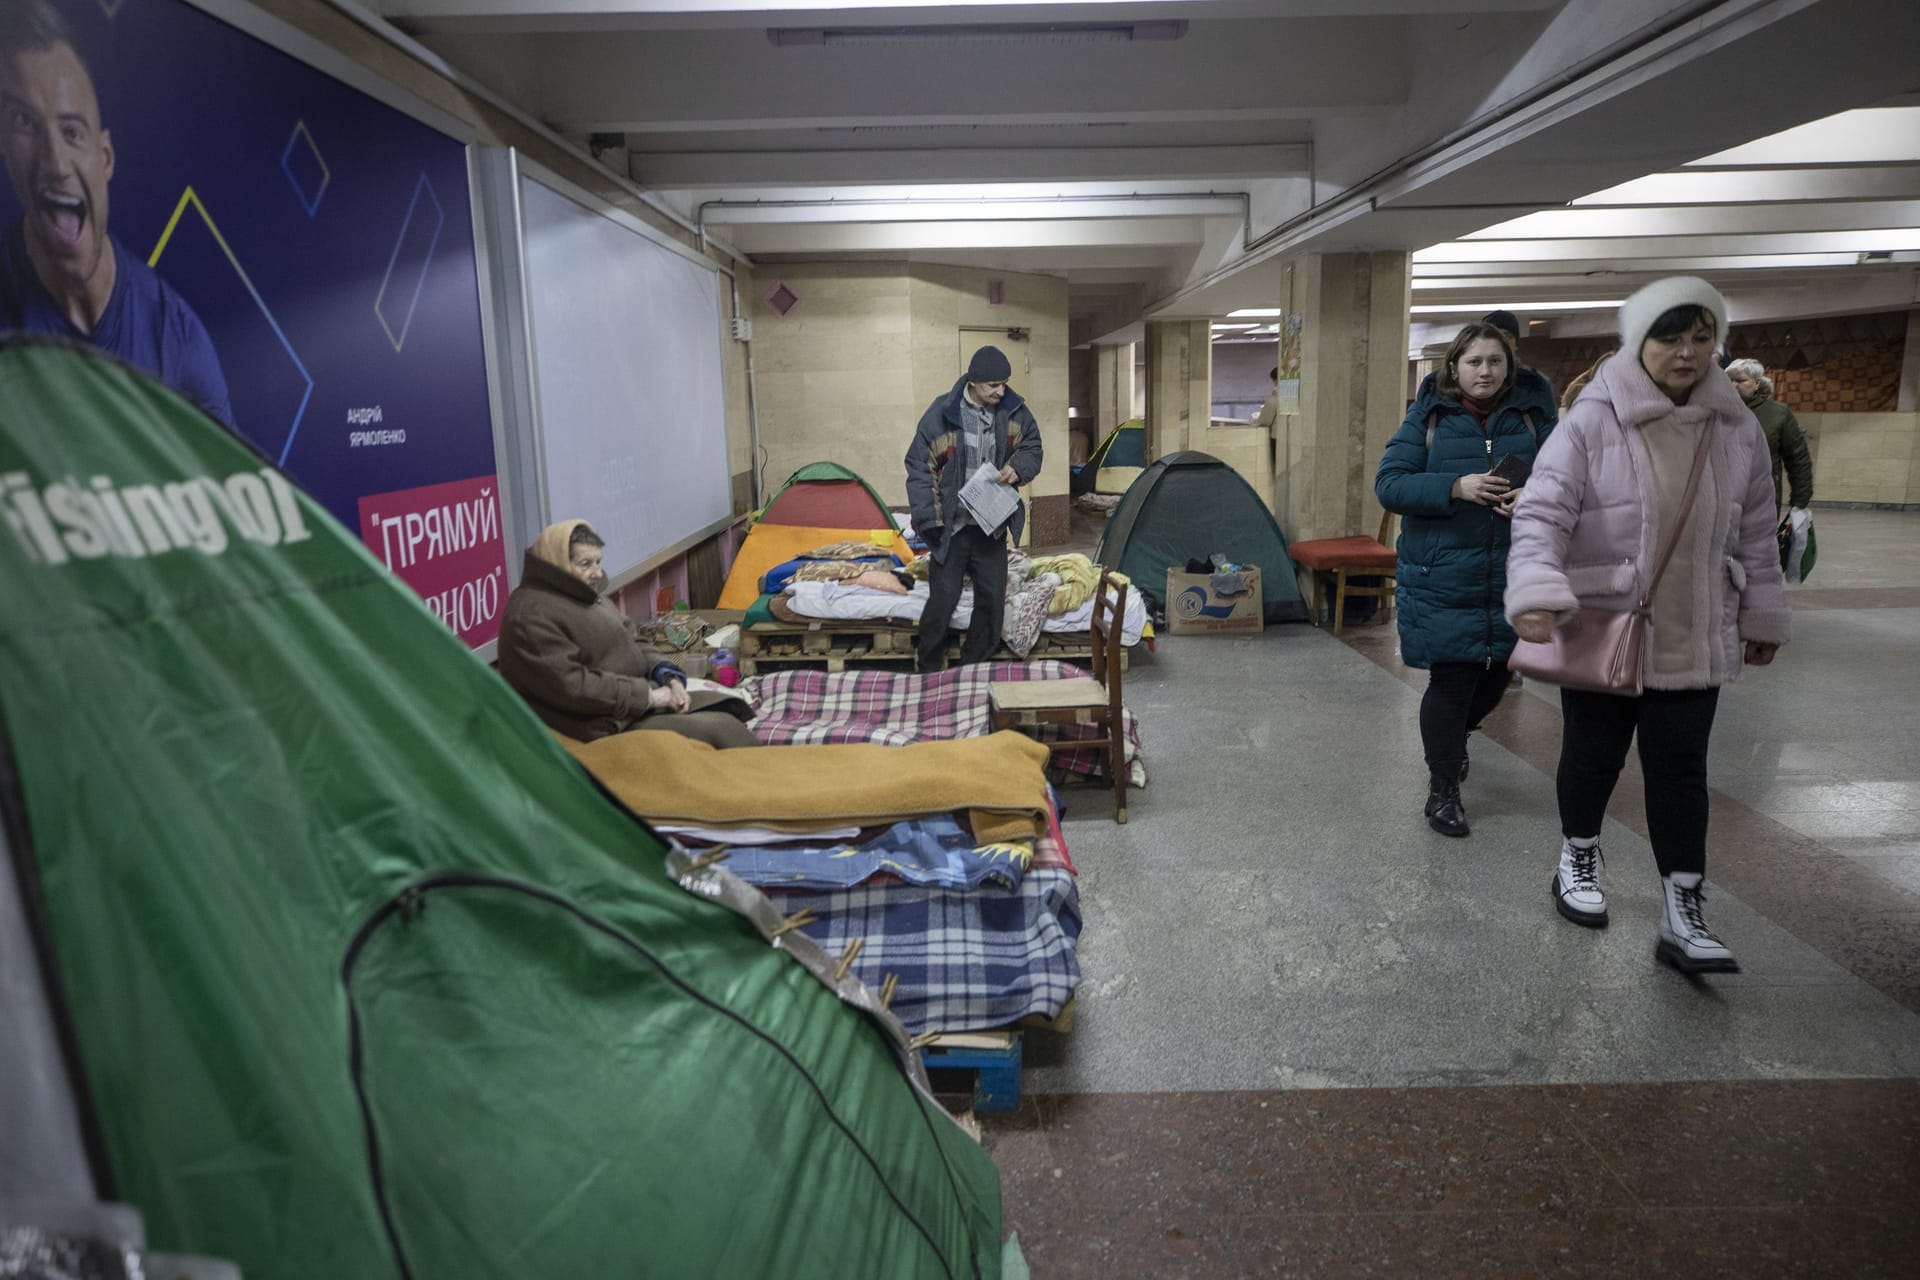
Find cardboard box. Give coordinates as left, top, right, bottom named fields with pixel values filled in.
left=1165, top=565, right=1263, bottom=635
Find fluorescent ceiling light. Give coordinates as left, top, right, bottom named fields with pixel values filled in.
left=1211, top=322, right=1258, bottom=330
left=1687, top=107, right=1920, bottom=168
left=770, top=20, right=1186, bottom=46
left=715, top=181, right=1236, bottom=204
left=1572, top=168, right=1920, bottom=206
left=1414, top=229, right=1920, bottom=262
left=709, top=195, right=1239, bottom=223
left=1409, top=301, right=1621, bottom=314
left=1465, top=201, right=1920, bottom=241
left=1412, top=252, right=1870, bottom=277
left=1228, top=307, right=1283, bottom=317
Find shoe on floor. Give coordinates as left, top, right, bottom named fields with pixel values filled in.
left=1655, top=872, right=1740, bottom=973
left=1424, top=780, right=1469, bottom=837
left=1551, top=838, right=1608, bottom=927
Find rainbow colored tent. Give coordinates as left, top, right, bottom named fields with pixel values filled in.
left=760, top=460, right=899, bottom=530
left=719, top=461, right=913, bottom=608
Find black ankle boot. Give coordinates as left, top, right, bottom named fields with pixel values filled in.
left=1425, top=780, right=1469, bottom=837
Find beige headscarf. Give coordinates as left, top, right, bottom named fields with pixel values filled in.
left=530, top=519, right=596, bottom=571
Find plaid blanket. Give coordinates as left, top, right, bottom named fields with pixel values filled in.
left=778, top=867, right=1081, bottom=1036
left=744, top=661, right=1147, bottom=787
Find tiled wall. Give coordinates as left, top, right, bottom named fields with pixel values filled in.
left=1802, top=412, right=1920, bottom=506
left=747, top=264, right=918, bottom=504
left=1202, top=425, right=1276, bottom=514
left=745, top=263, right=1069, bottom=510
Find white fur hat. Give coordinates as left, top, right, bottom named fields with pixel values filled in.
left=1617, top=276, right=1729, bottom=350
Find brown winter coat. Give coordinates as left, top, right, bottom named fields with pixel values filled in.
left=498, top=551, right=739, bottom=741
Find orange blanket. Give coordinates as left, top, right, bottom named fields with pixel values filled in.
left=562, top=729, right=1052, bottom=844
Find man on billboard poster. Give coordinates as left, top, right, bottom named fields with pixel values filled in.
left=0, top=0, right=233, bottom=425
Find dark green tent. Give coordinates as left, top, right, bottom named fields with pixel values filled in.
left=1097, top=450, right=1307, bottom=623
left=0, top=339, right=1007, bottom=1277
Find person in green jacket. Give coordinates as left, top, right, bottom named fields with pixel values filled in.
left=1727, top=359, right=1813, bottom=514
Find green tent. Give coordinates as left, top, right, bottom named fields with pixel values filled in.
left=1071, top=420, right=1146, bottom=496
left=0, top=338, right=1006, bottom=1277
left=1097, top=450, right=1308, bottom=624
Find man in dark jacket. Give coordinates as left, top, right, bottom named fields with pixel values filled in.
left=904, top=345, right=1044, bottom=671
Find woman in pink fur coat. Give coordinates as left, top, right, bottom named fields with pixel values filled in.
left=1505, top=277, right=1791, bottom=975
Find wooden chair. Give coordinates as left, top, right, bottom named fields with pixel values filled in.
left=1289, top=511, right=1398, bottom=637
left=987, top=572, right=1132, bottom=823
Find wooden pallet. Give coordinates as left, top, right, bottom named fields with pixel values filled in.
left=737, top=622, right=928, bottom=675
left=737, top=623, right=1126, bottom=676
left=920, top=1030, right=1023, bottom=1113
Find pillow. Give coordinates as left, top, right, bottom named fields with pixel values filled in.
left=1002, top=574, right=1059, bottom=658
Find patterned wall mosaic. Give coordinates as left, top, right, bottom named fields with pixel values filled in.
left=1516, top=310, right=1909, bottom=414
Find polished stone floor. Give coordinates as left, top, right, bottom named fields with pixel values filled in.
left=988, top=508, right=1920, bottom=1277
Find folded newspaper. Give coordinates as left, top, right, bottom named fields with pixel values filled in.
left=958, top=461, right=1020, bottom=533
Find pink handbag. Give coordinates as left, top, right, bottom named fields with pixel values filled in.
left=1509, top=606, right=1648, bottom=695
left=1508, top=424, right=1714, bottom=696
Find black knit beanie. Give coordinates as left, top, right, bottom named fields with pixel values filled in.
left=966, top=346, right=1013, bottom=382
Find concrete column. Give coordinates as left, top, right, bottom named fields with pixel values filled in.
left=1280, top=251, right=1411, bottom=544
left=1093, top=342, right=1137, bottom=434
left=1144, top=320, right=1211, bottom=461
left=1898, top=307, right=1920, bottom=413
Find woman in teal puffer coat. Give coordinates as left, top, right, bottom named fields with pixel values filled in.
left=1376, top=321, right=1557, bottom=837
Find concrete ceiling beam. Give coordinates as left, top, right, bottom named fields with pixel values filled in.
left=381, top=0, right=1561, bottom=36
left=440, top=19, right=1407, bottom=133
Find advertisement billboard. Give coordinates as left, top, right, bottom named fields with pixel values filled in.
left=0, top=0, right=506, bottom=645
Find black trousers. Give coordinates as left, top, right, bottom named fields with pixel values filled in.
left=1557, top=686, right=1719, bottom=877
left=1420, top=662, right=1512, bottom=785
left=917, top=524, right=1008, bottom=670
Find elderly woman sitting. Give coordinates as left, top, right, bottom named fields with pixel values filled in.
left=498, top=520, right=757, bottom=747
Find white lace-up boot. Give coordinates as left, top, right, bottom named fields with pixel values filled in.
left=1656, top=872, right=1740, bottom=973
left=1551, top=838, right=1608, bottom=927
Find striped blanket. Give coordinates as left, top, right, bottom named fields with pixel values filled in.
left=744, top=661, right=1147, bottom=787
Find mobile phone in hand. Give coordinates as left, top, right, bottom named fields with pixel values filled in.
left=1487, top=453, right=1529, bottom=486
